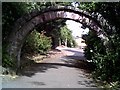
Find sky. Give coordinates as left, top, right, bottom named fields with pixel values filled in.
left=66, top=20, right=89, bottom=37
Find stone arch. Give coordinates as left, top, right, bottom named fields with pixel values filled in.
left=6, top=5, right=108, bottom=68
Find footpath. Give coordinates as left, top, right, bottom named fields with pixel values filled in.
left=2, top=46, right=98, bottom=88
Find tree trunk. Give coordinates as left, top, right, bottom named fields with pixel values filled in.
left=59, top=38, right=61, bottom=46
left=65, top=38, right=67, bottom=46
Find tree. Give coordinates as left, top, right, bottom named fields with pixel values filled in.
left=59, top=25, right=76, bottom=47
left=81, top=2, right=120, bottom=85
left=23, top=30, right=52, bottom=55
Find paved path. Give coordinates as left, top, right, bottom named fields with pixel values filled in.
left=2, top=47, right=97, bottom=88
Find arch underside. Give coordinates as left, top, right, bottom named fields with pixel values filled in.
left=7, top=6, right=106, bottom=67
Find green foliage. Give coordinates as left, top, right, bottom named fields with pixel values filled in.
left=60, top=25, right=77, bottom=47
left=84, top=31, right=120, bottom=82
left=23, top=30, right=52, bottom=54
left=2, top=53, right=14, bottom=68
left=2, top=2, right=32, bottom=41
left=78, top=2, right=96, bottom=12
left=82, top=3, right=120, bottom=87
left=43, top=21, right=77, bottom=48
left=2, top=45, right=16, bottom=70
left=60, top=26, right=69, bottom=42
left=37, top=19, right=67, bottom=48
left=84, top=30, right=105, bottom=60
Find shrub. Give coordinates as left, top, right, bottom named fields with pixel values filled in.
left=22, top=30, right=52, bottom=54
left=84, top=30, right=120, bottom=84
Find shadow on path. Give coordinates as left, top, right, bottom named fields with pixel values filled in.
left=20, top=48, right=95, bottom=77
left=20, top=59, right=95, bottom=77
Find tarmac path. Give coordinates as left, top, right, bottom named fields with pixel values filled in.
left=2, top=47, right=97, bottom=88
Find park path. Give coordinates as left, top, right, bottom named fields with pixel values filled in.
left=2, top=47, right=97, bottom=88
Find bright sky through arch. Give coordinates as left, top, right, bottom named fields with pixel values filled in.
left=66, top=20, right=89, bottom=37
left=71, top=2, right=80, bottom=8
left=66, top=2, right=89, bottom=38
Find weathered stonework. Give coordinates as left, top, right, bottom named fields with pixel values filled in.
left=7, top=5, right=109, bottom=68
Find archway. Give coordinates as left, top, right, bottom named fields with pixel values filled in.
left=6, top=5, right=107, bottom=68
